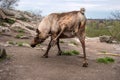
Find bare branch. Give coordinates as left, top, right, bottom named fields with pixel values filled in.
left=0, top=0, right=19, bottom=9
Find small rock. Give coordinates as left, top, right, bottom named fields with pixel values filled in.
left=22, top=43, right=30, bottom=47
left=0, top=70, right=3, bottom=73
left=0, top=26, right=10, bottom=33
left=68, top=43, right=76, bottom=47
left=26, top=26, right=35, bottom=30
left=41, top=47, right=46, bottom=51
left=99, top=35, right=113, bottom=43
left=20, top=36, right=29, bottom=39
left=4, top=44, right=11, bottom=47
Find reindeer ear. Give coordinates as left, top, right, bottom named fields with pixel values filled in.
left=36, top=29, right=40, bottom=34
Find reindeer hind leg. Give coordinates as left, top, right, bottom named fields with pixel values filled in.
left=77, top=33, right=88, bottom=67
left=56, top=38, right=62, bottom=56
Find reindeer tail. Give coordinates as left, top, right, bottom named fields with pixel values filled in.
left=80, top=8, right=85, bottom=15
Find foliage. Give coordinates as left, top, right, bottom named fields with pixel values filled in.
left=70, top=41, right=78, bottom=46
left=17, top=29, right=25, bottom=33
left=5, top=18, right=15, bottom=24
left=86, top=25, right=110, bottom=37
left=62, top=50, right=80, bottom=56
left=97, top=57, right=115, bottom=64
left=107, top=21, right=120, bottom=41
left=18, top=17, right=28, bottom=22
left=86, top=20, right=120, bottom=41
left=0, top=18, right=15, bottom=26
left=60, top=40, right=64, bottom=43
left=8, top=41, right=16, bottom=45
left=0, top=0, right=19, bottom=9
left=100, top=50, right=107, bottom=53
left=15, top=34, right=23, bottom=39
left=17, top=42, right=23, bottom=46
left=26, top=10, right=42, bottom=17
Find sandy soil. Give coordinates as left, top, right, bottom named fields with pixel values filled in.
left=0, top=34, right=120, bottom=80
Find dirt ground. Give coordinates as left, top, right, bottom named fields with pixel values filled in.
left=0, top=34, right=120, bottom=80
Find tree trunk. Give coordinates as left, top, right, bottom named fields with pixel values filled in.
left=0, top=8, right=7, bottom=19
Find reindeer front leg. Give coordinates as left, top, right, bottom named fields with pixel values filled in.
left=42, top=38, right=52, bottom=58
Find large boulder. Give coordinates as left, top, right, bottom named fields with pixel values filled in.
left=0, top=9, right=7, bottom=19
left=99, top=35, right=113, bottom=43
left=0, top=26, right=10, bottom=33
left=2, top=9, right=15, bottom=16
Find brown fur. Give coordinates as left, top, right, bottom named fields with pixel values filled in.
left=31, top=8, right=88, bottom=67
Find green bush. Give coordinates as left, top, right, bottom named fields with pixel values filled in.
left=15, top=34, right=23, bottom=38
left=108, top=21, right=120, bottom=41
left=17, top=42, right=23, bottom=46
left=8, top=41, right=16, bottom=45
left=60, top=40, right=64, bottom=43
left=17, top=29, right=25, bottom=33
left=86, top=26, right=110, bottom=37
left=100, top=50, right=107, bottom=53
left=97, top=57, right=115, bottom=64
left=5, top=18, right=15, bottom=24
left=62, top=50, right=80, bottom=56
left=18, top=17, right=28, bottom=21
left=86, top=20, right=120, bottom=41
left=70, top=41, right=78, bottom=46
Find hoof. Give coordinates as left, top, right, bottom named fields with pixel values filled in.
left=82, top=62, right=88, bottom=67
left=41, top=55, right=48, bottom=58
left=57, top=51, right=62, bottom=56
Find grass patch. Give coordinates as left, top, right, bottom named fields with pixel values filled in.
left=86, top=27, right=110, bottom=37
left=100, top=50, right=107, bottom=53
left=15, top=34, right=23, bottom=39
left=36, top=44, right=41, bottom=46
left=17, top=42, right=23, bottom=46
left=60, top=40, right=64, bottom=43
left=62, top=50, right=80, bottom=56
left=18, top=17, right=28, bottom=22
left=16, top=42, right=29, bottom=47
left=70, top=41, right=78, bottom=46
left=8, top=41, right=16, bottom=45
left=17, top=29, right=25, bottom=33
left=0, top=18, right=15, bottom=26
left=97, top=57, right=115, bottom=64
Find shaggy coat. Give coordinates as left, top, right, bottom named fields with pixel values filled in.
left=31, top=8, right=88, bottom=67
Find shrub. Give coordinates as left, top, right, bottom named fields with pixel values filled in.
left=17, top=29, right=25, bottom=33
left=100, top=50, right=107, bottom=53
left=15, top=34, right=23, bottom=38
left=86, top=20, right=120, bottom=41
left=60, top=40, right=64, bottom=43
left=62, top=50, right=80, bottom=56
left=0, top=18, right=15, bottom=26
left=18, top=17, right=28, bottom=22
left=8, top=41, right=16, bottom=45
left=86, top=26, right=110, bottom=37
left=70, top=41, right=78, bottom=46
left=17, top=42, right=23, bottom=46
left=97, top=57, right=115, bottom=64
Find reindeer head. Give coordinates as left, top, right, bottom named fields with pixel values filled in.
left=30, top=29, right=48, bottom=48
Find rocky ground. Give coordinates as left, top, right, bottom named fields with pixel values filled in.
left=0, top=8, right=120, bottom=80
left=0, top=31, right=120, bottom=80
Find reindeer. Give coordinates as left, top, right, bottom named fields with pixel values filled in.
left=30, top=8, right=88, bottom=67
